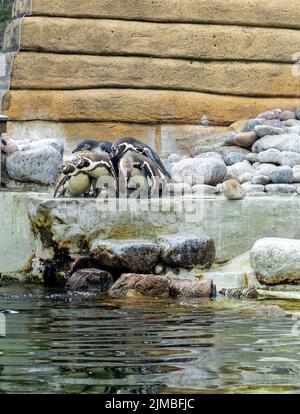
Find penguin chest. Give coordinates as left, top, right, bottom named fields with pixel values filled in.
left=65, top=174, right=90, bottom=196
left=128, top=167, right=148, bottom=189
left=90, top=166, right=111, bottom=180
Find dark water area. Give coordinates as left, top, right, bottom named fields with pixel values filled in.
left=0, top=285, right=300, bottom=394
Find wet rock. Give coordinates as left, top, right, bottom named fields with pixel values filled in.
left=195, top=152, right=223, bottom=161
left=109, top=273, right=170, bottom=298
left=68, top=268, right=114, bottom=292
left=243, top=118, right=265, bottom=132
left=241, top=183, right=265, bottom=194
left=278, top=151, right=300, bottom=167
left=166, top=183, right=192, bottom=195
left=293, top=166, right=300, bottom=183
left=280, top=110, right=296, bottom=121
left=224, top=152, right=245, bottom=166
left=252, top=134, right=300, bottom=153
left=251, top=238, right=300, bottom=285
left=256, top=109, right=282, bottom=120
left=254, top=125, right=285, bottom=138
left=169, top=279, right=214, bottom=298
left=158, top=235, right=215, bottom=269
left=238, top=172, right=254, bottom=184
left=154, top=263, right=165, bottom=275
left=5, top=146, right=63, bottom=185
left=91, top=240, right=161, bottom=274
left=234, top=131, right=257, bottom=148
left=245, top=153, right=259, bottom=164
left=257, top=149, right=280, bottom=164
left=252, top=175, right=270, bottom=185
left=221, top=179, right=245, bottom=200
left=69, top=255, right=92, bottom=275
left=172, top=158, right=227, bottom=186
left=219, top=288, right=258, bottom=299
left=227, top=161, right=254, bottom=179
left=269, top=166, right=293, bottom=184
left=265, top=184, right=296, bottom=194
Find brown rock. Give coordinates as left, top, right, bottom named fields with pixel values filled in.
left=11, top=52, right=300, bottom=97
left=169, top=279, right=214, bottom=298
left=68, top=268, right=114, bottom=292
left=234, top=131, right=258, bottom=148
left=109, top=274, right=170, bottom=298
left=247, top=305, right=287, bottom=318
left=222, top=179, right=245, bottom=200
left=3, top=89, right=299, bottom=126
left=20, top=17, right=300, bottom=63
left=219, top=288, right=258, bottom=299
left=280, top=110, right=296, bottom=121
left=31, top=0, right=300, bottom=29
left=158, top=235, right=215, bottom=269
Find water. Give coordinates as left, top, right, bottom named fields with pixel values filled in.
left=0, top=285, right=300, bottom=394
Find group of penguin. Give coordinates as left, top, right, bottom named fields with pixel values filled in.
left=54, top=137, right=171, bottom=198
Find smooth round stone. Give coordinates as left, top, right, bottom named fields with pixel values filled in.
left=227, top=161, right=254, bottom=179
left=278, top=151, right=300, bottom=167
left=219, top=146, right=250, bottom=156
left=296, top=107, right=300, bottom=120
left=193, top=184, right=217, bottom=196
left=252, top=175, right=270, bottom=185
left=280, top=110, right=296, bottom=121
left=243, top=118, right=265, bottom=132
left=283, top=119, right=300, bottom=128
left=255, top=163, right=277, bottom=176
left=195, top=152, right=223, bottom=161
left=238, top=172, right=254, bottom=184
left=256, top=109, right=282, bottom=120
left=254, top=125, right=285, bottom=138
left=223, top=133, right=237, bottom=146
left=265, top=184, right=297, bottom=193
left=293, top=166, right=300, bottom=183
left=263, top=119, right=283, bottom=128
left=222, top=179, right=245, bottom=200
left=269, top=166, right=293, bottom=184
left=168, top=153, right=183, bottom=163
left=224, top=152, right=245, bottom=166
left=257, top=148, right=280, bottom=164
left=241, top=183, right=265, bottom=193
left=252, top=133, right=300, bottom=153
left=245, top=153, right=259, bottom=164
left=191, top=143, right=224, bottom=157
left=172, top=158, right=227, bottom=186
left=234, top=131, right=257, bottom=148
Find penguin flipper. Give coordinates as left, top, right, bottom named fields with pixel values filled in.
left=143, top=148, right=171, bottom=179
left=53, top=175, right=68, bottom=198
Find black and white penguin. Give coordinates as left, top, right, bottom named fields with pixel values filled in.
left=111, top=137, right=171, bottom=179
left=53, top=162, right=91, bottom=198
left=72, top=140, right=112, bottom=156
left=118, top=151, right=167, bottom=197
left=74, top=153, right=117, bottom=197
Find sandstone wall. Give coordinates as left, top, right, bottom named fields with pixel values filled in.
left=3, top=0, right=300, bottom=155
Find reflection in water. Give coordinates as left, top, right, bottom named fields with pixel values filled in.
left=0, top=286, right=300, bottom=394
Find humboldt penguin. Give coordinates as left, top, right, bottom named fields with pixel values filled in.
left=111, top=137, right=171, bottom=179
left=118, top=151, right=167, bottom=197
left=53, top=162, right=91, bottom=198
left=74, top=153, right=117, bottom=197
left=72, top=140, right=112, bottom=156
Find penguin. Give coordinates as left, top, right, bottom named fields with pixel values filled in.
left=118, top=151, right=167, bottom=197
left=53, top=162, right=91, bottom=198
left=111, top=137, right=171, bottom=180
left=72, top=140, right=112, bottom=156
left=74, top=153, right=117, bottom=197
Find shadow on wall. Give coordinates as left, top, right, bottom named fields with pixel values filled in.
left=0, top=0, right=31, bottom=110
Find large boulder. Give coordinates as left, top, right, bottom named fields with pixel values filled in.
left=68, top=268, right=114, bottom=292
left=109, top=273, right=170, bottom=297
left=158, top=235, right=215, bottom=269
left=91, top=239, right=161, bottom=274
left=171, top=157, right=227, bottom=185
left=5, top=146, right=63, bottom=185
left=250, top=238, right=300, bottom=285
left=252, top=134, right=300, bottom=153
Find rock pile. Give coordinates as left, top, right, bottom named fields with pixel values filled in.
left=168, top=107, right=300, bottom=199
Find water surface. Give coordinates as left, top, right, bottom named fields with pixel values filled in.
left=0, top=285, right=300, bottom=394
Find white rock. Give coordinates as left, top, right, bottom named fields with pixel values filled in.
left=251, top=175, right=270, bottom=185
left=238, top=172, right=254, bottom=184
left=172, top=158, right=227, bottom=186
left=265, top=184, right=296, bottom=193
left=250, top=238, right=300, bottom=284
left=255, top=163, right=277, bottom=176
left=227, top=161, right=254, bottom=179
left=257, top=149, right=280, bottom=164
left=241, top=183, right=265, bottom=194
left=168, top=153, right=183, bottom=163
left=278, top=151, right=300, bottom=167
left=252, top=134, right=300, bottom=153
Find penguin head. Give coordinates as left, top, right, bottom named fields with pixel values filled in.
left=72, top=140, right=112, bottom=154
left=111, top=142, right=128, bottom=157
left=61, top=163, right=76, bottom=175
left=74, top=156, right=90, bottom=169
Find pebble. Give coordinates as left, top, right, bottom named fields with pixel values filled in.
left=252, top=175, right=270, bottom=185
left=255, top=163, right=277, bottom=176
left=243, top=118, right=265, bottom=132
left=219, top=146, right=250, bottom=157
left=254, top=125, right=285, bottom=138
left=263, top=119, right=283, bottom=128
left=245, top=153, right=259, bottom=164
left=269, top=166, right=294, bottom=184
left=222, top=179, right=245, bottom=200
left=238, top=172, right=254, bottom=184
left=234, top=131, right=258, bottom=148
left=257, top=149, right=280, bottom=164
left=227, top=161, right=254, bottom=179
left=280, top=110, right=296, bottom=121
left=256, top=109, right=282, bottom=120
left=224, top=152, right=245, bottom=166
left=265, top=184, right=297, bottom=194
left=278, top=151, right=300, bottom=167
